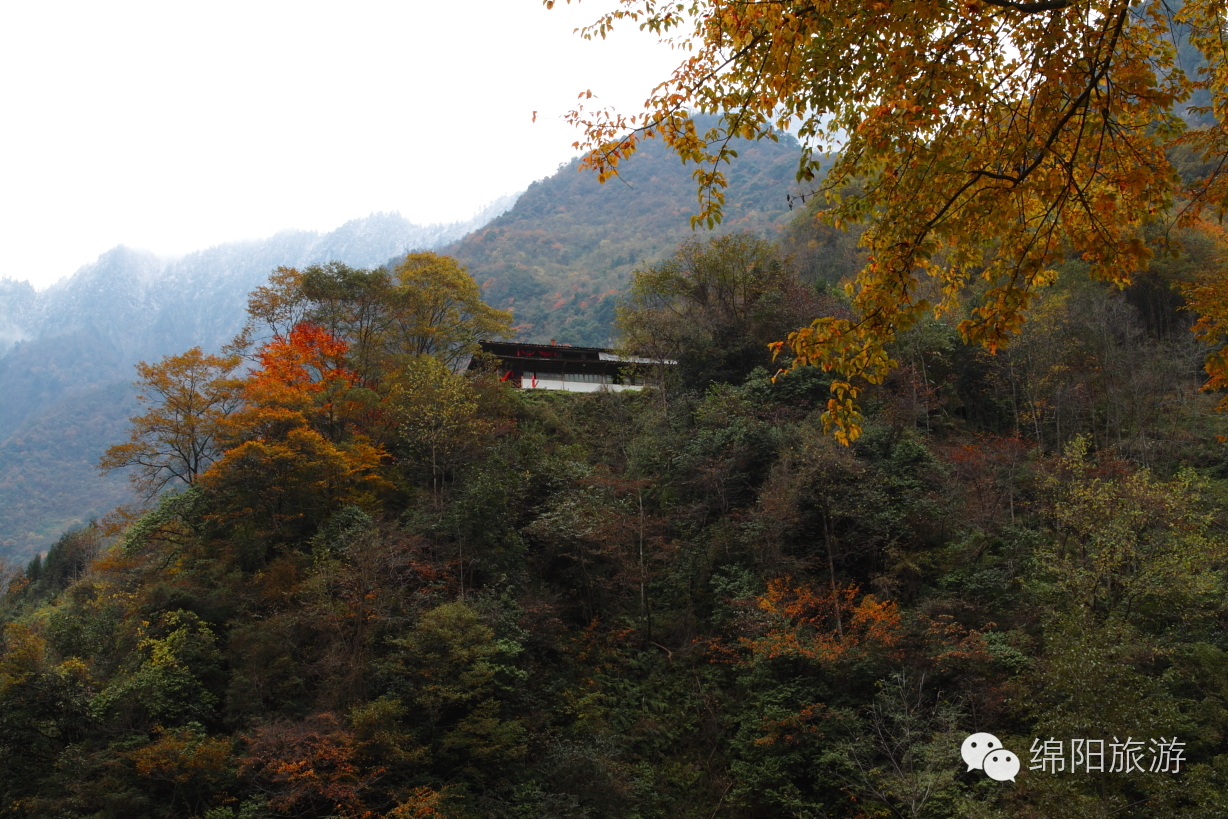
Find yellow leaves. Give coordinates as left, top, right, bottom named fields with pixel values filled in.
left=128, top=725, right=232, bottom=785
left=752, top=702, right=826, bottom=747
left=1039, top=438, right=1227, bottom=621
left=390, top=253, right=513, bottom=368
left=384, top=788, right=447, bottom=819
left=1176, top=222, right=1228, bottom=409
left=550, top=0, right=1226, bottom=442
left=99, top=347, right=244, bottom=497
left=0, top=623, right=46, bottom=694
left=388, top=354, right=492, bottom=499
left=203, top=427, right=388, bottom=527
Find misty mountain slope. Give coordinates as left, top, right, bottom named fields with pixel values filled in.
left=445, top=129, right=805, bottom=345
left=0, top=382, right=137, bottom=556
left=0, top=280, right=38, bottom=351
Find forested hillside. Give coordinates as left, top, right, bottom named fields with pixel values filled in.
left=2, top=207, right=1228, bottom=818
left=0, top=129, right=804, bottom=561
left=445, top=122, right=805, bottom=345
left=3, top=0, right=1225, bottom=813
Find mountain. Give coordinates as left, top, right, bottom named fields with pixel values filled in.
left=0, top=206, right=518, bottom=560
left=446, top=128, right=805, bottom=345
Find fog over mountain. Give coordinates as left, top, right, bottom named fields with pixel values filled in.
left=0, top=198, right=519, bottom=558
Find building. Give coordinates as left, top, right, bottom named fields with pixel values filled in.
left=469, top=340, right=665, bottom=392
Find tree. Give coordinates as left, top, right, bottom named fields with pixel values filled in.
left=830, top=674, right=965, bottom=819
left=616, top=233, right=828, bottom=390
left=390, top=355, right=490, bottom=504
left=203, top=323, right=389, bottom=537
left=386, top=253, right=514, bottom=371
left=550, top=0, right=1228, bottom=442
left=241, top=321, right=368, bottom=446
left=1177, top=223, right=1228, bottom=408
left=244, top=263, right=399, bottom=385
left=1035, top=436, right=1226, bottom=624
left=99, top=347, right=244, bottom=497
left=241, top=255, right=513, bottom=383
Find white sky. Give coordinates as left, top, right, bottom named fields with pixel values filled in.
left=0, top=1, right=680, bottom=289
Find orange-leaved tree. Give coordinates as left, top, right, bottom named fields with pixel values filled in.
left=744, top=576, right=902, bottom=666
left=99, top=347, right=244, bottom=497
left=202, top=322, right=390, bottom=536
left=1178, top=222, right=1228, bottom=410
left=549, top=0, right=1228, bottom=442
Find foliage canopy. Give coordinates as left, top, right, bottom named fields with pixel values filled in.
left=13, top=249, right=1228, bottom=816
left=550, top=0, right=1228, bottom=441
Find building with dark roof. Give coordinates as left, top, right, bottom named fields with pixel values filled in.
left=469, top=340, right=668, bottom=392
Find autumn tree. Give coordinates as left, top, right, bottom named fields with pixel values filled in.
left=551, top=0, right=1228, bottom=441
left=386, top=253, right=514, bottom=371
left=239, top=712, right=379, bottom=818
left=99, top=347, right=244, bottom=496
left=241, top=254, right=513, bottom=384
left=241, top=266, right=314, bottom=344
left=1178, top=223, right=1228, bottom=407
left=202, top=323, right=389, bottom=538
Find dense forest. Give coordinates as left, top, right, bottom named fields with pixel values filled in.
left=1, top=181, right=1228, bottom=819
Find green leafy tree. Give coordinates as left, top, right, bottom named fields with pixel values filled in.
left=617, top=233, right=826, bottom=390
left=380, top=601, right=527, bottom=788
left=390, top=355, right=492, bottom=503
left=1034, top=437, right=1226, bottom=625
left=90, top=610, right=225, bottom=731
left=0, top=624, right=93, bottom=809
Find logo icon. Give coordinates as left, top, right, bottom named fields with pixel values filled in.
left=961, top=732, right=1019, bottom=782
left=983, top=750, right=1020, bottom=782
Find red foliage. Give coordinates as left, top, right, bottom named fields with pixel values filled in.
left=248, top=322, right=358, bottom=412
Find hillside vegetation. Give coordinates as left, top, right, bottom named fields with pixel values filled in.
left=2, top=212, right=1228, bottom=818
left=0, top=211, right=512, bottom=561
left=446, top=124, right=804, bottom=345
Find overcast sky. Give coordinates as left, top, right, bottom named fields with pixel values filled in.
left=0, top=1, right=678, bottom=289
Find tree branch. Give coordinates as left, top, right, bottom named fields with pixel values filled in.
left=981, top=0, right=1071, bottom=12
